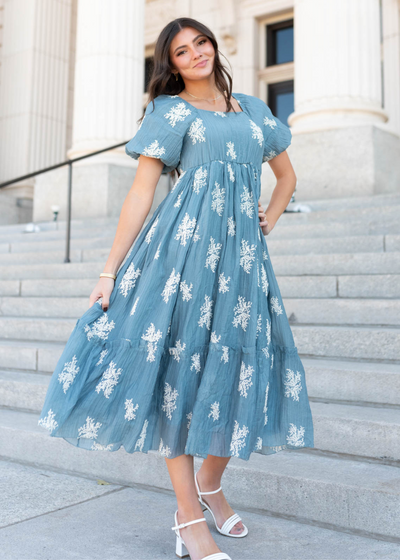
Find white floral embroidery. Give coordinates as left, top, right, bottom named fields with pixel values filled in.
left=211, top=181, right=226, bottom=216
left=256, top=260, right=260, bottom=287
left=141, top=322, right=163, bottom=362
left=38, top=409, right=58, bottom=432
left=125, top=399, right=139, bottom=421
left=78, top=416, right=102, bottom=440
left=169, top=340, right=186, bottom=361
left=240, top=238, right=256, bottom=273
left=145, top=215, right=159, bottom=244
left=286, top=423, right=305, bottom=447
left=218, top=272, right=231, bottom=293
left=58, top=355, right=79, bottom=393
left=230, top=420, right=249, bottom=457
left=161, top=268, right=181, bottom=303
left=284, top=368, right=303, bottom=402
left=249, top=119, right=264, bottom=147
left=240, top=186, right=255, bottom=218
left=210, top=331, right=221, bottom=343
left=143, top=139, right=166, bottom=158
left=85, top=313, right=115, bottom=341
left=226, top=141, right=237, bottom=160
left=159, top=437, right=172, bottom=457
left=190, top=352, right=201, bottom=373
left=258, top=227, right=261, bottom=241
left=270, top=295, right=283, bottom=315
left=238, top=360, right=254, bottom=397
left=271, top=353, right=274, bottom=370
left=188, top=118, right=206, bottom=144
left=135, top=419, right=148, bottom=451
left=263, top=250, right=268, bottom=261
left=180, top=280, right=193, bottom=301
left=256, top=314, right=262, bottom=339
left=91, top=442, right=113, bottom=451
left=263, top=150, right=278, bottom=162
left=227, top=216, right=236, bottom=236
left=227, top=162, right=235, bottom=182
left=164, top=102, right=191, bottom=127
left=154, top=242, right=161, bottom=259
left=173, top=191, right=183, bottom=208
left=198, top=294, right=213, bottom=330
left=161, top=382, right=179, bottom=420
left=119, top=263, right=141, bottom=297
left=186, top=411, right=193, bottom=430
left=255, top=437, right=263, bottom=450
left=261, top=264, right=269, bottom=297
left=221, top=346, right=229, bottom=363
left=263, top=382, right=269, bottom=425
left=209, top=401, right=220, bottom=421
left=193, top=166, right=208, bottom=194
left=214, top=111, right=227, bottom=118
left=96, top=349, right=109, bottom=366
left=232, top=295, right=252, bottom=331
left=205, top=236, right=222, bottom=272
left=264, top=116, right=277, bottom=129
left=130, top=296, right=140, bottom=316
left=95, top=360, right=123, bottom=398
left=175, top=213, right=197, bottom=246
left=193, top=224, right=201, bottom=242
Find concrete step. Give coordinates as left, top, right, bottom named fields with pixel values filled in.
left=0, top=339, right=64, bottom=372
left=1, top=319, right=399, bottom=361
left=1, top=274, right=399, bottom=299
left=0, top=407, right=399, bottom=540
left=1, top=296, right=399, bottom=327
left=2, top=235, right=400, bottom=264
left=1, top=369, right=399, bottom=462
left=292, top=324, right=400, bottom=361
left=284, top=298, right=400, bottom=326
left=1, top=252, right=400, bottom=281
left=303, top=357, right=400, bottom=406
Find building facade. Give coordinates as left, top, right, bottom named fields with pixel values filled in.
left=0, top=0, right=399, bottom=224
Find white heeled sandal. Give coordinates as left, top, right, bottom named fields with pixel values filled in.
left=171, top=509, right=232, bottom=560
left=194, top=471, right=248, bottom=538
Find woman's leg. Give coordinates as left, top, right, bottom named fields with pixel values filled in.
left=196, top=455, right=245, bottom=535
left=165, top=453, right=222, bottom=560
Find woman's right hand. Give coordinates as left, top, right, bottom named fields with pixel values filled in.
left=89, top=277, right=115, bottom=312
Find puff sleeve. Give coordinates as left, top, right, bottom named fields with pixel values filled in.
left=256, top=99, right=292, bottom=162
left=125, top=95, right=190, bottom=174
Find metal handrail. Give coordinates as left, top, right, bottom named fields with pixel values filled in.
left=0, top=141, right=128, bottom=263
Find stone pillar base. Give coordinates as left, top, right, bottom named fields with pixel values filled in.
left=33, top=161, right=171, bottom=223
left=261, top=125, right=400, bottom=200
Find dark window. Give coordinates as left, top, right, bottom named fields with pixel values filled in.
left=268, top=80, right=294, bottom=126
left=145, top=56, right=154, bottom=92
left=266, top=19, right=294, bottom=66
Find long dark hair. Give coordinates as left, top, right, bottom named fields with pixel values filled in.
left=139, top=17, right=235, bottom=129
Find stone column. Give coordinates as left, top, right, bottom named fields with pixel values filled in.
left=287, top=0, right=400, bottom=199
left=0, top=0, right=72, bottom=202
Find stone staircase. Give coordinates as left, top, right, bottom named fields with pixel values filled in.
left=0, top=192, right=400, bottom=543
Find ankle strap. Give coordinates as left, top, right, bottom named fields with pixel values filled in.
left=172, top=517, right=206, bottom=531
left=199, top=486, right=222, bottom=495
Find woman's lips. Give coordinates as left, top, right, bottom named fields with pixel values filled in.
left=194, top=59, right=208, bottom=68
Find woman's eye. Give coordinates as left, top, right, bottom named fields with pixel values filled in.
left=177, top=38, right=207, bottom=56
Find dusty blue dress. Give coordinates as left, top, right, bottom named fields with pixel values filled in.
left=37, top=92, right=314, bottom=460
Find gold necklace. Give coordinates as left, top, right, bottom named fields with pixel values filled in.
left=184, top=89, right=224, bottom=102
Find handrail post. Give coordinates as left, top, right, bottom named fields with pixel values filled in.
left=64, top=161, right=73, bottom=263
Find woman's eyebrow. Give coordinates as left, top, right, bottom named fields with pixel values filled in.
left=173, top=35, right=206, bottom=54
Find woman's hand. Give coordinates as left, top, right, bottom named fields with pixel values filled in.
left=89, top=277, right=115, bottom=312
left=258, top=200, right=275, bottom=236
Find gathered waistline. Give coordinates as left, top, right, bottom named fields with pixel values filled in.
left=179, top=159, right=261, bottom=173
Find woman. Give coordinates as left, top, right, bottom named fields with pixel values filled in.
left=38, top=17, right=314, bottom=560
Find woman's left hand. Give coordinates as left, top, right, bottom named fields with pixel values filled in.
left=258, top=200, right=274, bottom=236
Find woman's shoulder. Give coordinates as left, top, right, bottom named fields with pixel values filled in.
left=144, top=94, right=194, bottom=128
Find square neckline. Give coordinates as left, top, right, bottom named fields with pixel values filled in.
left=172, top=93, right=246, bottom=116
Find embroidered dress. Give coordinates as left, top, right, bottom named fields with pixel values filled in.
left=38, top=93, right=314, bottom=460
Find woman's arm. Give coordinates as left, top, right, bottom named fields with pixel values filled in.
left=89, top=154, right=164, bottom=311
left=258, top=151, right=297, bottom=236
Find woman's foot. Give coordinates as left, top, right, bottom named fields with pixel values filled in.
left=176, top=508, right=222, bottom=560
left=196, top=470, right=245, bottom=536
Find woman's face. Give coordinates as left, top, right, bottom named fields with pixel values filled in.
left=170, top=26, right=215, bottom=82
